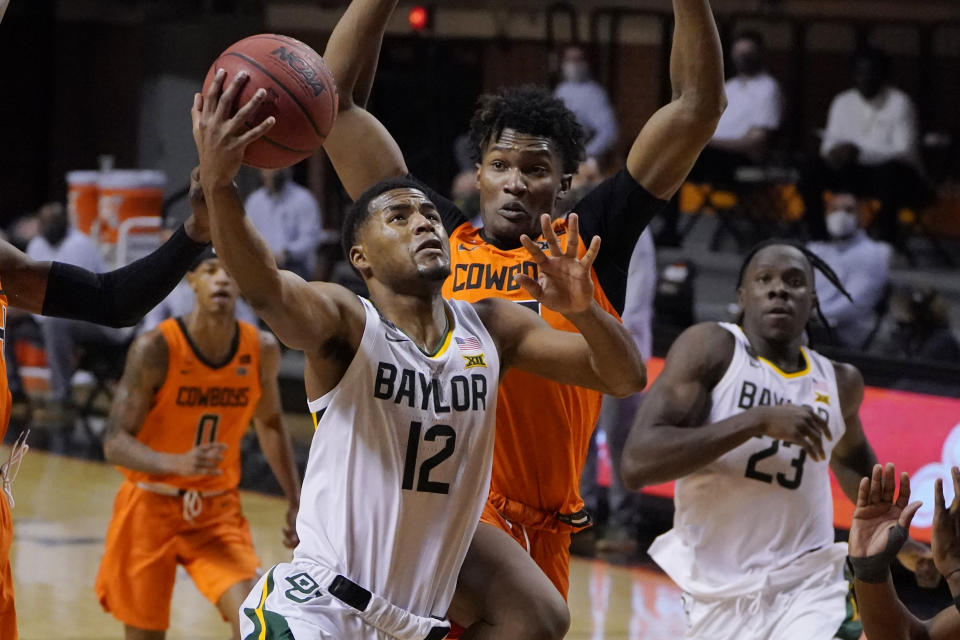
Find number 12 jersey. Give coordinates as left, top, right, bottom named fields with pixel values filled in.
left=300, top=297, right=500, bottom=621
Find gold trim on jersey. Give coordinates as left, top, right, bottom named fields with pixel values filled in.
left=429, top=326, right=453, bottom=359
left=757, top=347, right=811, bottom=379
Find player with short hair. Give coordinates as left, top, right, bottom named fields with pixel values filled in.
left=95, top=242, right=301, bottom=640
left=320, top=1, right=725, bottom=635
left=191, top=69, right=646, bottom=640
left=848, top=463, right=960, bottom=640
left=621, top=240, right=935, bottom=639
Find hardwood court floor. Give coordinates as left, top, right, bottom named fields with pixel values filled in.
left=8, top=447, right=685, bottom=639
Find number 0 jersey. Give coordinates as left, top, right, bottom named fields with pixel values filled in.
left=300, top=297, right=499, bottom=620
left=650, top=323, right=846, bottom=598
left=120, top=318, right=262, bottom=492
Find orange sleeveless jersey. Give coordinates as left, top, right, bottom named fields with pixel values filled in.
left=442, top=219, right=618, bottom=530
left=121, top=318, right=261, bottom=492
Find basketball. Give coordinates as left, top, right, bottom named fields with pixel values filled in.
left=201, top=34, right=338, bottom=169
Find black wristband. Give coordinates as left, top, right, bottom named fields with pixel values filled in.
left=847, top=524, right=908, bottom=584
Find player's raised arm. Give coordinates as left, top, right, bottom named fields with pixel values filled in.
left=621, top=323, right=832, bottom=489
left=625, top=0, right=726, bottom=200
left=192, top=70, right=364, bottom=353
left=849, top=464, right=960, bottom=640
left=322, top=0, right=408, bottom=199
left=102, top=332, right=226, bottom=476
left=475, top=214, right=646, bottom=398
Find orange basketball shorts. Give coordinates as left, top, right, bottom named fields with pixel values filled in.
left=480, top=500, right=572, bottom=599
left=0, top=495, right=17, bottom=640
left=95, top=481, right=260, bottom=631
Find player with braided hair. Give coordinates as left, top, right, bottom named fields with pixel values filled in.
left=622, top=241, right=935, bottom=639
left=733, top=238, right=853, bottom=344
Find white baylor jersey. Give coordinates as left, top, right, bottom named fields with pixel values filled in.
left=298, top=297, right=500, bottom=620
left=650, top=323, right=847, bottom=598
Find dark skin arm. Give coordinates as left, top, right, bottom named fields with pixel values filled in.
left=102, top=331, right=227, bottom=476
left=623, top=0, right=726, bottom=199
left=621, top=322, right=832, bottom=490
left=474, top=214, right=646, bottom=397
left=850, top=464, right=960, bottom=640
left=251, top=331, right=301, bottom=549
left=830, top=362, right=937, bottom=585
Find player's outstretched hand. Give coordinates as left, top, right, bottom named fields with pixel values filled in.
left=183, top=167, right=212, bottom=244
left=515, top=213, right=598, bottom=316
left=753, top=404, right=831, bottom=462
left=932, top=465, right=960, bottom=582
left=849, top=463, right=922, bottom=559
left=283, top=503, right=300, bottom=549
left=191, top=68, right=275, bottom=189
left=174, top=442, right=227, bottom=476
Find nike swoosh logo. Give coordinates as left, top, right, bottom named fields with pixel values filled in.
left=386, top=335, right=409, bottom=343
left=458, top=243, right=479, bottom=252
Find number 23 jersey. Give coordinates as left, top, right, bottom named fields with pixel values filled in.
left=650, top=322, right=846, bottom=598
left=299, top=297, right=500, bottom=620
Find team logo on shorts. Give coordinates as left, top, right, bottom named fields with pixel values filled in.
left=284, top=572, right=322, bottom=603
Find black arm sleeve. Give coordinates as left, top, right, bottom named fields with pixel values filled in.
left=41, top=225, right=210, bottom=328
left=407, top=174, right=468, bottom=234
left=574, top=169, right=667, bottom=315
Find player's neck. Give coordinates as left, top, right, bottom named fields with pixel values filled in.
left=742, top=328, right=806, bottom=373
left=371, top=291, right=450, bottom=354
left=183, top=309, right=238, bottom=364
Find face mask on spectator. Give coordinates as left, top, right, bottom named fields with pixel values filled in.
left=561, top=61, right=589, bottom=83
left=826, top=208, right=859, bottom=239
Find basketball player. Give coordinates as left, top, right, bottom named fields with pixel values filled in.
left=848, top=463, right=960, bottom=639
left=320, top=0, right=724, bottom=634
left=191, top=69, right=645, bottom=639
left=0, top=169, right=217, bottom=638
left=621, top=240, right=935, bottom=639
left=95, top=249, right=301, bottom=640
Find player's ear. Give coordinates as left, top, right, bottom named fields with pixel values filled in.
left=736, top=286, right=745, bottom=309
left=474, top=162, right=482, bottom=185
left=349, top=245, right=372, bottom=278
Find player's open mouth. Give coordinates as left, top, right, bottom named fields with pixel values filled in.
left=416, top=238, right=444, bottom=254
left=211, top=291, right=231, bottom=301
left=498, top=203, right=529, bottom=221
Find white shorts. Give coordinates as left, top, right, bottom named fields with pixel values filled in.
left=238, top=561, right=451, bottom=640
left=681, top=557, right=856, bottom=640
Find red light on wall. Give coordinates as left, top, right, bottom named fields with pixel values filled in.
left=408, top=5, right=430, bottom=31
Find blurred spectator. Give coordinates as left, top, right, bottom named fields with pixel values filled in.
left=704, top=31, right=783, bottom=173
left=554, top=45, right=619, bottom=163
left=657, top=31, right=782, bottom=246
left=25, top=202, right=127, bottom=421
left=800, top=48, right=931, bottom=244
left=807, top=191, right=892, bottom=349
left=245, top=167, right=323, bottom=280
left=880, top=286, right=960, bottom=363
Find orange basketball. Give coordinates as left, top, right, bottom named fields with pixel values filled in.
left=202, top=34, right=338, bottom=169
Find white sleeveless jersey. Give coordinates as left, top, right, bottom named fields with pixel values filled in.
left=297, top=297, right=500, bottom=620
left=650, top=323, right=846, bottom=598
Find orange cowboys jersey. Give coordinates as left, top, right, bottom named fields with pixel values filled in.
left=121, top=318, right=261, bottom=492
left=442, top=219, right=619, bottom=530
